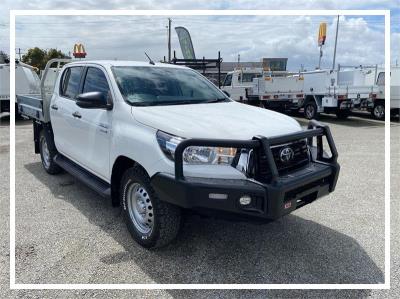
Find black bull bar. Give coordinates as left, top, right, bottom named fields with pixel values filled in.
left=174, top=120, right=338, bottom=184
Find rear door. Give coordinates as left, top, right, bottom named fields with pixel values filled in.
left=50, top=66, right=84, bottom=160
left=72, top=66, right=113, bottom=180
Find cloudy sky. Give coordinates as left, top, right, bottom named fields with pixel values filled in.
left=1, top=1, right=399, bottom=71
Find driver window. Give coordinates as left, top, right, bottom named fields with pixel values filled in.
left=376, top=72, right=385, bottom=86
left=83, top=67, right=111, bottom=100
left=223, top=74, right=232, bottom=86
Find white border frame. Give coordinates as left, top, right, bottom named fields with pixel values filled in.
left=9, top=9, right=391, bottom=290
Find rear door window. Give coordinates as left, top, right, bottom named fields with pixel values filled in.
left=61, top=67, right=83, bottom=99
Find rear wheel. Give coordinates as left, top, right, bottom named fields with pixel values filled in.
left=120, top=166, right=181, bottom=248
left=372, top=104, right=385, bottom=120
left=304, top=101, right=318, bottom=120
left=15, top=103, right=22, bottom=120
left=39, top=130, right=62, bottom=174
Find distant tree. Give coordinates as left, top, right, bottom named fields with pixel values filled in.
left=22, top=47, right=69, bottom=71
left=0, top=51, right=9, bottom=63
left=21, top=47, right=46, bottom=70
left=46, top=48, right=69, bottom=61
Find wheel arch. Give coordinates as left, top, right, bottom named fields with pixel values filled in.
left=374, top=98, right=385, bottom=106
left=35, top=121, right=57, bottom=154
left=304, top=95, right=321, bottom=106
left=110, top=155, right=149, bottom=206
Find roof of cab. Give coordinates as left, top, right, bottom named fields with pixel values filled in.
left=66, top=60, right=188, bottom=69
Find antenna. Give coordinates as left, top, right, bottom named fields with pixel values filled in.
left=145, top=52, right=155, bottom=65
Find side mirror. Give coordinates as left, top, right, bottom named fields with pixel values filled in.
left=222, top=90, right=230, bottom=98
left=76, top=92, right=112, bottom=110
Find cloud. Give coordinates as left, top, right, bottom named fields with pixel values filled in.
left=9, top=15, right=386, bottom=71
left=1, top=0, right=397, bottom=69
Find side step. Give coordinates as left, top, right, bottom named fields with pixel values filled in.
left=54, top=154, right=111, bottom=199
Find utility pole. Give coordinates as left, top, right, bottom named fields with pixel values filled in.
left=237, top=54, right=240, bottom=67
left=332, top=15, right=340, bottom=70
left=167, top=18, right=172, bottom=62
left=318, top=46, right=322, bottom=69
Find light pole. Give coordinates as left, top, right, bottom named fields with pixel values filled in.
left=332, top=15, right=340, bottom=70
left=317, top=22, right=327, bottom=69
left=167, top=18, right=172, bottom=62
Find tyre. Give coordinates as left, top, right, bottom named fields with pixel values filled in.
left=391, top=108, right=400, bottom=119
left=39, top=130, right=62, bottom=174
left=372, top=104, right=385, bottom=120
left=15, top=103, right=22, bottom=120
left=335, top=110, right=350, bottom=119
left=120, top=166, right=181, bottom=248
left=304, top=101, right=319, bottom=120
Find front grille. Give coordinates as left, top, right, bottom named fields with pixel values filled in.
left=257, top=140, right=310, bottom=182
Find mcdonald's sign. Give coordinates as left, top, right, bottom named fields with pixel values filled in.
left=73, top=43, right=86, bottom=58
left=318, top=23, right=327, bottom=46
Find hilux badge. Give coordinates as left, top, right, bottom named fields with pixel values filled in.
left=280, top=147, right=294, bottom=163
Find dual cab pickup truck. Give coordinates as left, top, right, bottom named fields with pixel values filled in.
left=18, top=59, right=340, bottom=248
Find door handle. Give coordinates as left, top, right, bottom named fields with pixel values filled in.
left=51, top=104, right=58, bottom=110
left=72, top=111, right=82, bottom=119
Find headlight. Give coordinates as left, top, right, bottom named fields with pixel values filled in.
left=156, top=130, right=184, bottom=160
left=184, top=146, right=237, bottom=165
left=156, top=131, right=237, bottom=165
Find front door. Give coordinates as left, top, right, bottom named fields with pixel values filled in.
left=73, top=66, right=113, bottom=181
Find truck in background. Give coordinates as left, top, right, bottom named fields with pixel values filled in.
left=366, top=66, right=400, bottom=120
left=247, top=69, right=354, bottom=119
left=335, top=65, right=382, bottom=119
left=246, top=70, right=304, bottom=113
left=0, top=60, right=41, bottom=117
left=220, top=68, right=263, bottom=104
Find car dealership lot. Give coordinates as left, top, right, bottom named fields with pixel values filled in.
left=0, top=113, right=399, bottom=298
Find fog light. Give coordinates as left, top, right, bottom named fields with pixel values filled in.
left=239, top=195, right=252, bottom=206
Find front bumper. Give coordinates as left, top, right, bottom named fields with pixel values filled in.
left=151, top=120, right=340, bottom=221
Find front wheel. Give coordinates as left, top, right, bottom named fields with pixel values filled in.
left=372, top=104, right=385, bottom=120
left=120, top=166, right=181, bottom=248
left=304, top=101, right=319, bottom=120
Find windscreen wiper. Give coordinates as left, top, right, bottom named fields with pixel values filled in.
left=131, top=102, right=160, bottom=107
left=131, top=98, right=228, bottom=106
left=205, top=98, right=229, bottom=103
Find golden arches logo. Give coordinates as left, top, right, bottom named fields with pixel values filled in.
left=73, top=43, right=86, bottom=58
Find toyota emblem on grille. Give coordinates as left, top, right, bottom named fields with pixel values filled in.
left=280, top=147, right=294, bottom=163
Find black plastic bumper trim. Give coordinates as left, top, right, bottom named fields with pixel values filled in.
left=151, top=160, right=338, bottom=220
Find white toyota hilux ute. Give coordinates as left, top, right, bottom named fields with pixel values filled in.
left=18, top=59, right=340, bottom=248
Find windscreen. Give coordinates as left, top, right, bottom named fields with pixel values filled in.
left=112, top=66, right=229, bottom=106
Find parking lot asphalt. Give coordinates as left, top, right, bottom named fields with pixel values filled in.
left=0, top=112, right=399, bottom=298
